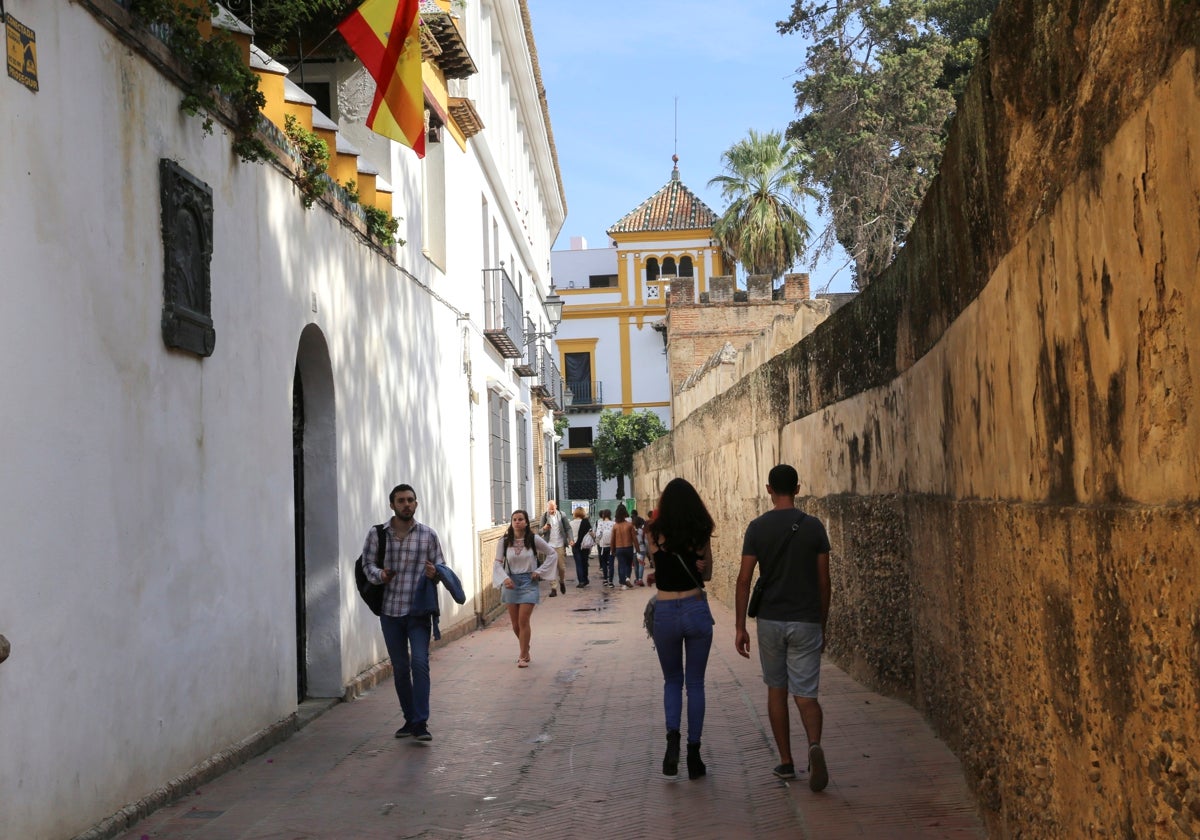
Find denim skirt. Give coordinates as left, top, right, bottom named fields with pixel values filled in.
left=501, top=571, right=540, bottom=605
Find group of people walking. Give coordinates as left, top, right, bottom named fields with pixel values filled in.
left=567, top=503, right=650, bottom=589
left=358, top=464, right=832, bottom=790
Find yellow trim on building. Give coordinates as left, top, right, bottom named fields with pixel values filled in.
left=619, top=316, right=633, bottom=409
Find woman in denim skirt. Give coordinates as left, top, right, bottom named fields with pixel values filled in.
left=494, top=510, right=557, bottom=667
left=645, top=479, right=715, bottom=779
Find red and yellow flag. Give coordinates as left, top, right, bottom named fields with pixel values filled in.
left=337, top=0, right=425, bottom=158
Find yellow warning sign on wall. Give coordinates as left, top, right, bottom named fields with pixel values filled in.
left=6, top=14, right=38, bottom=93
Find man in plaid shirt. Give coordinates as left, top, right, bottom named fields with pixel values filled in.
left=362, top=484, right=444, bottom=742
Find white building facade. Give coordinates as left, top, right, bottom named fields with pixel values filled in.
left=551, top=162, right=721, bottom=503
left=0, top=1, right=563, bottom=836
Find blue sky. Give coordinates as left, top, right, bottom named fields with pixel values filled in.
left=525, top=0, right=853, bottom=294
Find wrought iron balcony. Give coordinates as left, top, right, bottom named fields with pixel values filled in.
left=535, top=347, right=564, bottom=411
left=514, top=320, right=539, bottom=377
left=564, top=380, right=603, bottom=409
left=482, top=267, right=523, bottom=358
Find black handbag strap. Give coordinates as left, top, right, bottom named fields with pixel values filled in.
left=670, top=548, right=707, bottom=592
left=757, top=510, right=805, bottom=590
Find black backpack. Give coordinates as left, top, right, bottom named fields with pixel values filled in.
left=354, top=523, right=388, bottom=615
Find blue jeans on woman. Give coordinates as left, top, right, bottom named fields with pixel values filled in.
left=651, top=594, right=714, bottom=743
left=615, top=546, right=635, bottom=585
left=572, top=543, right=590, bottom=585
left=380, top=614, right=433, bottom=725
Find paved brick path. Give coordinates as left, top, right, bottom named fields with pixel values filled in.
left=118, top=585, right=986, bottom=839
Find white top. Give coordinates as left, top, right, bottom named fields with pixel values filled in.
left=594, top=519, right=614, bottom=548
left=493, top=534, right=557, bottom=587
left=546, top=513, right=565, bottom=547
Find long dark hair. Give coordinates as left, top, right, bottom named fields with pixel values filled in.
left=503, top=509, right=536, bottom=552
left=645, top=478, right=713, bottom=555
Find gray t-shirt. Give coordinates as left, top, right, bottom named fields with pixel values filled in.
left=741, top=508, right=831, bottom=623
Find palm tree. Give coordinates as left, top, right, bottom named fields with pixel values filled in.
left=708, top=130, right=815, bottom=280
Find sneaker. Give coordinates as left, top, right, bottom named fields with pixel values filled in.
left=772, top=763, right=796, bottom=780
left=412, top=724, right=432, bottom=742
left=394, top=722, right=416, bottom=739
left=635, top=580, right=645, bottom=587
left=808, top=744, right=828, bottom=792
left=619, top=584, right=630, bottom=590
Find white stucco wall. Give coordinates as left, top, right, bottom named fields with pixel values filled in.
left=0, top=2, right=561, bottom=837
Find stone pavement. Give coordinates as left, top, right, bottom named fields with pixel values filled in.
left=117, top=584, right=986, bottom=840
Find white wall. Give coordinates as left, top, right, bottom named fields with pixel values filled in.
left=0, top=2, right=561, bottom=837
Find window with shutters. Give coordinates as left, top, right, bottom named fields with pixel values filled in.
left=488, top=390, right=511, bottom=524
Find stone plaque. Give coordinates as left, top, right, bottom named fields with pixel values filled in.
left=159, top=159, right=215, bottom=357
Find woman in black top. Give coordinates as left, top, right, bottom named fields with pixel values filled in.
left=645, top=477, right=715, bottom=779
left=570, top=506, right=593, bottom=588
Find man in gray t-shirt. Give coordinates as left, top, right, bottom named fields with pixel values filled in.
left=735, top=464, right=832, bottom=791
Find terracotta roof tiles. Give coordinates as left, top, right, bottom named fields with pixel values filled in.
left=608, top=161, right=717, bottom=235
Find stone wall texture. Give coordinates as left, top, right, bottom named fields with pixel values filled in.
left=634, top=1, right=1200, bottom=835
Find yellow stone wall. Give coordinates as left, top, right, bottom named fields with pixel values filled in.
left=635, top=13, right=1200, bottom=836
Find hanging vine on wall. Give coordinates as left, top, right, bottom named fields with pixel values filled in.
left=283, top=115, right=330, bottom=208
left=343, top=180, right=405, bottom=247
left=129, top=0, right=270, bottom=163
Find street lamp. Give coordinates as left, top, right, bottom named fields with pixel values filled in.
left=527, top=284, right=564, bottom=340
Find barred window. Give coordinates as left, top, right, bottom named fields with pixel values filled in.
left=488, top=390, right=511, bottom=524
left=565, top=457, right=598, bottom=501
left=516, top=411, right=530, bottom=514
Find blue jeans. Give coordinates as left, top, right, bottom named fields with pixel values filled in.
left=615, top=546, right=634, bottom=584
left=572, top=544, right=590, bottom=584
left=599, top=547, right=613, bottom=583
left=651, top=594, right=714, bottom=743
left=380, top=614, right=432, bottom=725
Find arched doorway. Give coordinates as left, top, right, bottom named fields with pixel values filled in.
left=293, top=325, right=341, bottom=700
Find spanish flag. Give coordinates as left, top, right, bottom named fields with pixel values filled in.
left=337, top=0, right=425, bottom=158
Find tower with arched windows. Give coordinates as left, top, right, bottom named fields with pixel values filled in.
left=551, top=157, right=723, bottom=502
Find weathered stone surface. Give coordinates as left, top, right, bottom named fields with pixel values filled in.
left=635, top=2, right=1200, bottom=836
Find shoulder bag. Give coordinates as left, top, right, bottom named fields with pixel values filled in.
left=354, top=523, right=389, bottom=615
left=747, top=511, right=804, bottom=619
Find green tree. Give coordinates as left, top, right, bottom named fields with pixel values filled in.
left=224, top=0, right=358, bottom=55
left=778, top=0, right=995, bottom=288
left=707, top=129, right=816, bottom=281
left=592, top=409, right=669, bottom=500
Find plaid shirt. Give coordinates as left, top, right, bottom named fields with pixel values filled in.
left=362, top=520, right=445, bottom=618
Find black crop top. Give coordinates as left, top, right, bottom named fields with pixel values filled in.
left=651, top=547, right=705, bottom=592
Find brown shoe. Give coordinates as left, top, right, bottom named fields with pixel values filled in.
left=559, top=580, right=566, bottom=594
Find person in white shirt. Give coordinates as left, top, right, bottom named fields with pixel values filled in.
left=494, top=510, right=557, bottom=667
left=539, top=499, right=573, bottom=597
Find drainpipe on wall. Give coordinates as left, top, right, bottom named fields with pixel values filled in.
left=460, top=323, right=484, bottom=628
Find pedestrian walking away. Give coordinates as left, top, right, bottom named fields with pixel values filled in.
left=494, top=509, right=557, bottom=667
left=570, top=506, right=593, bottom=587
left=611, top=503, right=637, bottom=588
left=594, top=509, right=614, bottom=587
left=539, top=499, right=573, bottom=596
left=360, top=483, right=447, bottom=743
left=645, top=478, right=715, bottom=780
left=735, top=464, right=833, bottom=791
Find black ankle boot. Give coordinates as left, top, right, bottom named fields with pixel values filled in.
left=687, top=742, right=707, bottom=779
left=663, top=730, right=681, bottom=776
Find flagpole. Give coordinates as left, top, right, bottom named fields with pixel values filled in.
left=289, top=26, right=342, bottom=75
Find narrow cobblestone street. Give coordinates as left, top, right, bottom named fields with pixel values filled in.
left=118, top=584, right=986, bottom=839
